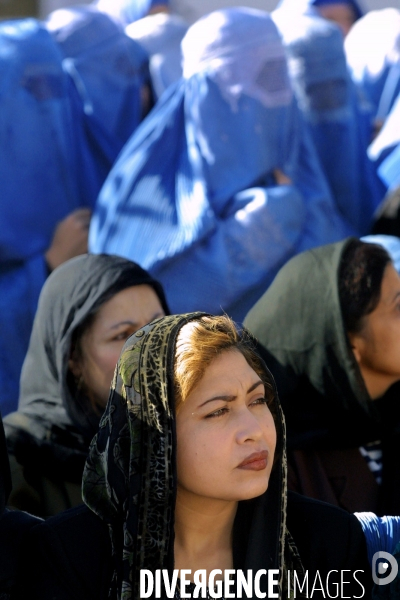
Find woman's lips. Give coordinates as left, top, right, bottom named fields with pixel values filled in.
left=237, top=450, right=268, bottom=471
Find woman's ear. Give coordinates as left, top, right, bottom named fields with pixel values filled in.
left=348, top=332, right=363, bottom=366
left=68, top=353, right=82, bottom=379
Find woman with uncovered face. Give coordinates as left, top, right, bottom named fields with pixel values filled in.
left=4, top=254, right=168, bottom=518
left=19, top=315, right=371, bottom=599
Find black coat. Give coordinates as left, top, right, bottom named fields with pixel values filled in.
left=14, top=493, right=372, bottom=600
left=0, top=416, right=41, bottom=598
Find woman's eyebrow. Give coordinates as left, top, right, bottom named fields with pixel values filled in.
left=199, top=394, right=236, bottom=407
left=109, top=312, right=164, bottom=331
left=110, top=320, right=136, bottom=330
left=248, top=380, right=264, bottom=393
left=198, top=380, right=264, bottom=408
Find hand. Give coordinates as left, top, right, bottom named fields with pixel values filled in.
left=273, top=169, right=292, bottom=185
left=45, top=208, right=91, bottom=272
left=372, top=119, right=384, bottom=141
left=148, top=4, right=169, bottom=15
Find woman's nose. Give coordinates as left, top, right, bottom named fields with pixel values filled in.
left=235, top=408, right=264, bottom=443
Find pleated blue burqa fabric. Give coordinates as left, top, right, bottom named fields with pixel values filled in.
left=0, top=19, right=93, bottom=416
left=46, top=5, right=150, bottom=176
left=369, top=94, right=400, bottom=193
left=89, top=8, right=353, bottom=321
left=272, top=13, right=382, bottom=234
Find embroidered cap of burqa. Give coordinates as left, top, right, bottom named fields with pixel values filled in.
left=126, top=12, right=188, bottom=99
left=273, top=13, right=381, bottom=234
left=89, top=8, right=352, bottom=321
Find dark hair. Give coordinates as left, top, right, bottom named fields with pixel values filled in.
left=338, top=239, right=392, bottom=334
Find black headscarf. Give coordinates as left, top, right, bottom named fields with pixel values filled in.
left=82, top=313, right=305, bottom=600
left=244, top=238, right=381, bottom=450
left=4, top=254, right=169, bottom=480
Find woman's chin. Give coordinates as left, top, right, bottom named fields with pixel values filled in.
left=231, top=479, right=270, bottom=502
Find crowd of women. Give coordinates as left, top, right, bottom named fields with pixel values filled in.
left=2, top=0, right=400, bottom=598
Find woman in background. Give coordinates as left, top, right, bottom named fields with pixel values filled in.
left=273, top=12, right=383, bottom=234
left=245, top=238, right=400, bottom=515
left=89, top=8, right=353, bottom=322
left=4, top=254, right=168, bottom=518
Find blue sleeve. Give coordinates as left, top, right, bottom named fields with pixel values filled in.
left=154, top=185, right=307, bottom=321
left=0, top=255, right=47, bottom=416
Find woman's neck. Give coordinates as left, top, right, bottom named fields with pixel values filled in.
left=174, top=485, right=238, bottom=578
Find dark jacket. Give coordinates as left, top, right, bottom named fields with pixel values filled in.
left=244, top=238, right=400, bottom=515
left=14, top=493, right=372, bottom=600
left=0, top=415, right=41, bottom=598
left=4, top=254, right=169, bottom=518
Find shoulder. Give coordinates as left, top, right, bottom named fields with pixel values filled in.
left=29, top=503, right=112, bottom=566
left=287, top=492, right=372, bottom=598
left=288, top=489, right=362, bottom=522
left=0, top=509, right=42, bottom=594
left=287, top=491, right=367, bottom=561
left=14, top=504, right=113, bottom=600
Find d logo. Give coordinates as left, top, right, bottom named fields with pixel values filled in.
left=372, top=551, right=398, bottom=586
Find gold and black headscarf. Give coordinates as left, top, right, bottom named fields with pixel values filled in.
left=82, top=313, right=305, bottom=600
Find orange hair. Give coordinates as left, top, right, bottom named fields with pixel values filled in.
left=173, top=315, right=274, bottom=412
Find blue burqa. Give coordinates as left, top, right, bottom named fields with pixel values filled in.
left=368, top=94, right=400, bottom=192
left=345, top=9, right=400, bottom=123
left=126, top=13, right=188, bottom=100
left=46, top=5, right=149, bottom=180
left=0, top=20, right=91, bottom=415
left=273, top=13, right=382, bottom=234
left=89, top=8, right=353, bottom=321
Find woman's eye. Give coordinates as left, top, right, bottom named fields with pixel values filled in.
left=113, top=331, right=131, bottom=341
left=205, top=407, right=229, bottom=419
left=250, top=397, right=268, bottom=406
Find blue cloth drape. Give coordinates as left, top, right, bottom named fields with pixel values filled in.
left=0, top=20, right=91, bottom=415
left=368, top=94, right=400, bottom=192
left=89, top=8, right=353, bottom=321
left=47, top=6, right=149, bottom=183
left=345, top=9, right=400, bottom=122
left=126, top=13, right=187, bottom=100
left=273, top=13, right=383, bottom=233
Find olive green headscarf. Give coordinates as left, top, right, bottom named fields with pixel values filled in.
left=82, top=313, right=305, bottom=599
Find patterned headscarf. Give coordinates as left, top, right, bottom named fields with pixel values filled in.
left=82, top=313, right=305, bottom=599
